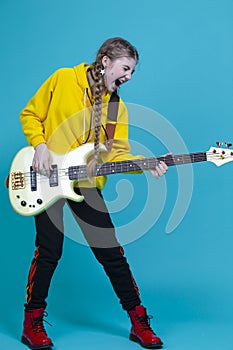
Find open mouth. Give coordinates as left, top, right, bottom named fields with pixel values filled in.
left=115, top=78, right=123, bottom=87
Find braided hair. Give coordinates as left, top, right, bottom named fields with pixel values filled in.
left=87, top=37, right=139, bottom=180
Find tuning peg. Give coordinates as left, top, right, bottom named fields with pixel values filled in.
left=225, top=142, right=232, bottom=149
left=216, top=141, right=223, bottom=147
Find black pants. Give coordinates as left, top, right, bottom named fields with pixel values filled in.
left=25, top=188, right=141, bottom=311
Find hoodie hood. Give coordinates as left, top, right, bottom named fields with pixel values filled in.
left=73, top=63, right=112, bottom=105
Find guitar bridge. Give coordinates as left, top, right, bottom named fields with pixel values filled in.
left=11, top=172, right=25, bottom=190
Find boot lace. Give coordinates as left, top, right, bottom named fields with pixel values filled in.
left=32, top=311, right=53, bottom=333
left=136, top=314, right=154, bottom=333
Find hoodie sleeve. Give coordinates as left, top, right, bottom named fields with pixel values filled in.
left=20, top=71, right=57, bottom=148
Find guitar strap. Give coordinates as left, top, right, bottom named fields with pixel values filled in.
left=105, top=91, right=120, bottom=151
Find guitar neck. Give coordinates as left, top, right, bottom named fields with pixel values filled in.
left=68, top=152, right=207, bottom=181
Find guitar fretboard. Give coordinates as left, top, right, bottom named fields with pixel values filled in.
left=68, top=152, right=207, bottom=181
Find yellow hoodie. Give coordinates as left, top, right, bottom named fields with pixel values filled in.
left=20, top=63, right=142, bottom=189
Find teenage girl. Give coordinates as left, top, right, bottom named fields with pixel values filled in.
left=20, top=37, right=168, bottom=349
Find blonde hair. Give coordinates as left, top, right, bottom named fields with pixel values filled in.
left=87, top=37, right=139, bottom=179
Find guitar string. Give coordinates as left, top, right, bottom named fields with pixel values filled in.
left=14, top=152, right=233, bottom=181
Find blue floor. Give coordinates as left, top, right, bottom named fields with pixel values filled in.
left=1, top=312, right=233, bottom=350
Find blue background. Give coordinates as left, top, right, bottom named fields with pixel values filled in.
left=0, top=0, right=233, bottom=349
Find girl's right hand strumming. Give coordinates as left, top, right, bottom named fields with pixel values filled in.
left=32, top=143, right=52, bottom=177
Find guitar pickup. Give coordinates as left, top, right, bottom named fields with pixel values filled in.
left=49, top=165, right=58, bottom=187
left=30, top=166, right=37, bottom=191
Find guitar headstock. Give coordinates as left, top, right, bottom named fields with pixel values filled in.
left=207, top=142, right=233, bottom=167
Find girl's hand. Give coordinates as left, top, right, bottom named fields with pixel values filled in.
left=150, top=161, right=168, bottom=179
left=150, top=153, right=171, bottom=179
left=32, top=143, right=52, bottom=177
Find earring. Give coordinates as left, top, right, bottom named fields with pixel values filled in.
left=100, top=68, right=105, bottom=75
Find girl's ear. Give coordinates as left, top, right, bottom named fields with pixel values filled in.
left=102, top=55, right=110, bottom=68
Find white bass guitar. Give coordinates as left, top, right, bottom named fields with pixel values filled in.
left=7, top=142, right=233, bottom=216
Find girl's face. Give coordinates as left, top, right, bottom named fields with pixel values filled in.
left=102, top=56, right=137, bottom=92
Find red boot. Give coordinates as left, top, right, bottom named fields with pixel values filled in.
left=21, top=308, right=53, bottom=349
left=128, top=305, right=163, bottom=349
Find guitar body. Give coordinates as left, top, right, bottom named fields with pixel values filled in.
left=8, top=143, right=107, bottom=216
